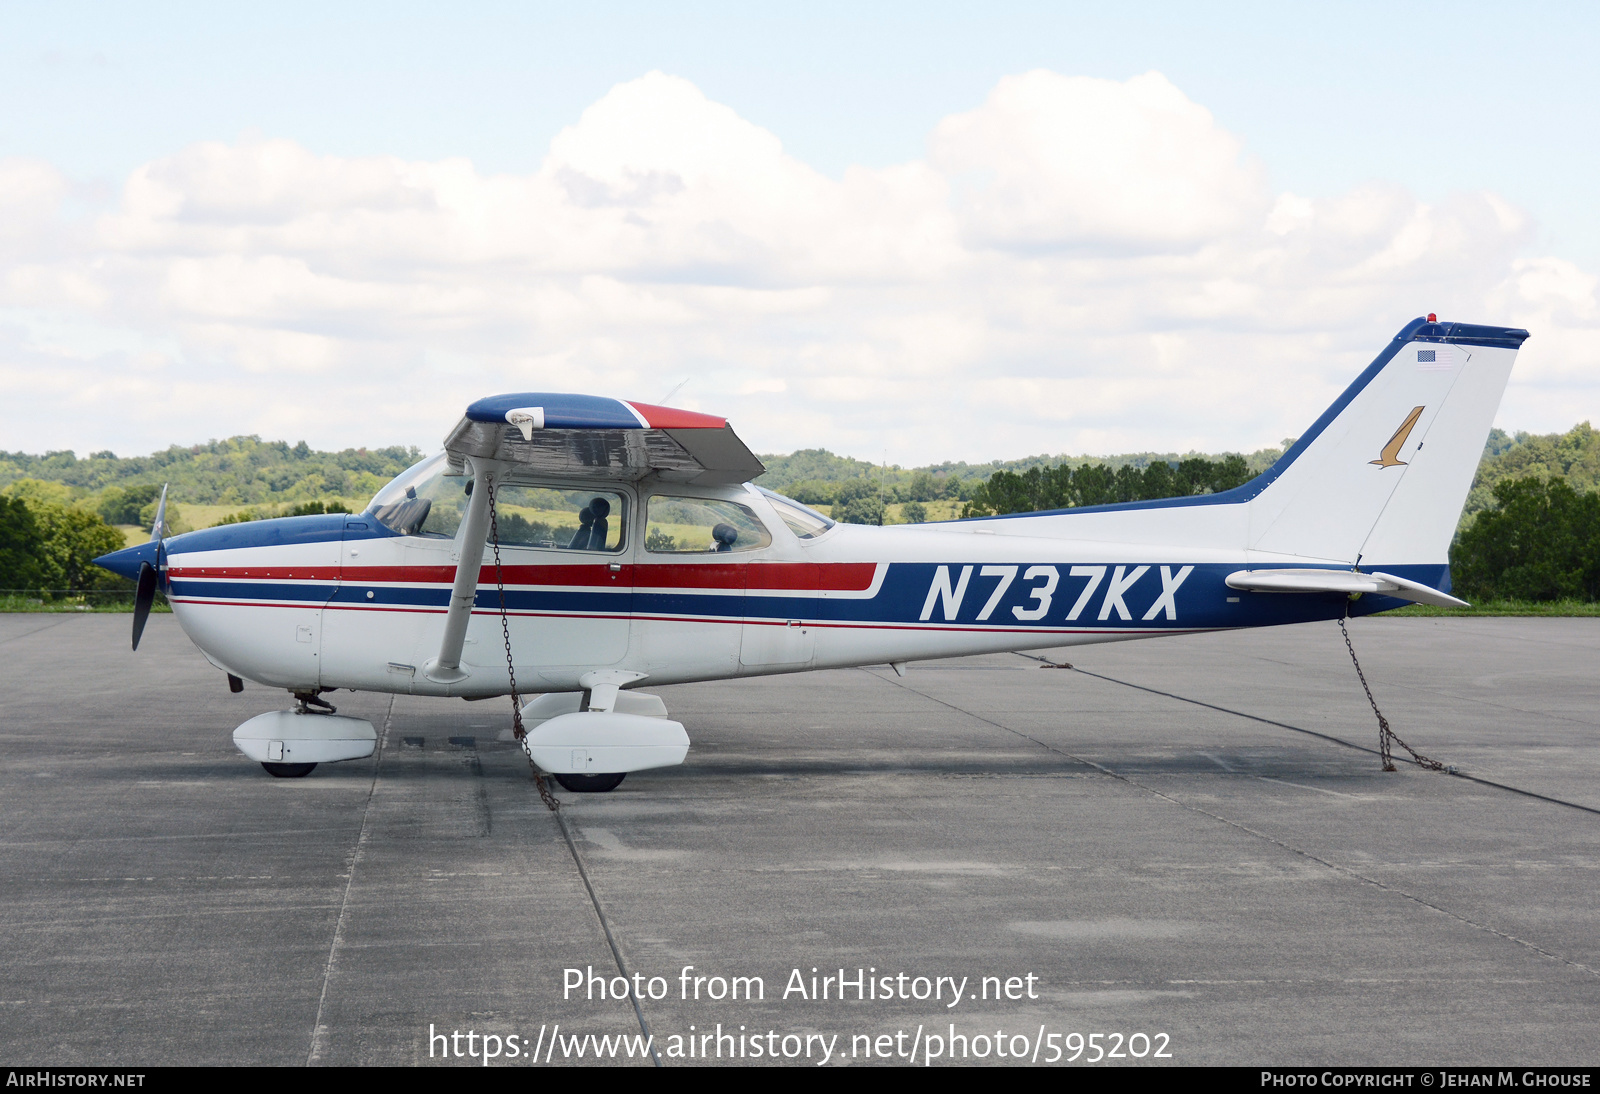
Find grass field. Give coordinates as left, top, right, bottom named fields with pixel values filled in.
left=808, top=499, right=966, bottom=523
left=1, top=594, right=170, bottom=614
left=1386, top=599, right=1600, bottom=617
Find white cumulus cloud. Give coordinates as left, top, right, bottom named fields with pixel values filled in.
left=932, top=70, right=1266, bottom=253
left=0, top=69, right=1595, bottom=469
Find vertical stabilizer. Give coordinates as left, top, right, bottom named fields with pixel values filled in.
left=1245, top=318, right=1526, bottom=567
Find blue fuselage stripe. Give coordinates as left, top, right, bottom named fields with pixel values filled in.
left=169, top=561, right=1441, bottom=631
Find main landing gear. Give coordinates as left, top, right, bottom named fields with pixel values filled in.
left=552, top=772, right=627, bottom=793
left=262, top=762, right=318, bottom=778
left=516, top=684, right=687, bottom=794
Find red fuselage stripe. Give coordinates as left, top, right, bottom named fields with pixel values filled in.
left=167, top=561, right=879, bottom=592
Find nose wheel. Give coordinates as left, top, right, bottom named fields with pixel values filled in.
left=553, top=772, right=625, bottom=793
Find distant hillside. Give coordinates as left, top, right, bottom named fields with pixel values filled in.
left=757, top=442, right=1292, bottom=507
left=2, top=424, right=1592, bottom=535
left=0, top=436, right=422, bottom=535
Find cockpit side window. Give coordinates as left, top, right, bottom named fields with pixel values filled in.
left=646, top=495, right=772, bottom=554
left=366, top=456, right=628, bottom=551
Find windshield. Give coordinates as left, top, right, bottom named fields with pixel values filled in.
left=755, top=486, right=835, bottom=539
left=365, top=453, right=467, bottom=537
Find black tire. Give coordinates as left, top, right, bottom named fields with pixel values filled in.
left=553, top=772, right=626, bottom=793
left=262, top=762, right=317, bottom=778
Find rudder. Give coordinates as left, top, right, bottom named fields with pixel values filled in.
left=1245, top=317, right=1527, bottom=568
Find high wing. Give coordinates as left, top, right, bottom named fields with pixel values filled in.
left=442, top=393, right=764, bottom=485
left=428, top=392, right=762, bottom=684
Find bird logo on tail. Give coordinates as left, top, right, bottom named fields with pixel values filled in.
left=1371, top=406, right=1425, bottom=468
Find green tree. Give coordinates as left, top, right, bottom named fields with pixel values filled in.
left=961, top=455, right=1255, bottom=517
left=286, top=499, right=352, bottom=516
left=905, top=470, right=939, bottom=502
left=833, top=479, right=881, bottom=505
left=901, top=501, right=928, bottom=524
left=1451, top=477, right=1600, bottom=601
left=26, top=502, right=130, bottom=593
left=785, top=479, right=838, bottom=506
left=837, top=494, right=886, bottom=525
left=0, top=496, right=46, bottom=592
left=137, top=498, right=186, bottom=534
left=2, top=478, right=76, bottom=508
left=1072, top=464, right=1119, bottom=507
left=97, top=483, right=164, bottom=524
left=1461, top=422, right=1600, bottom=524
left=834, top=478, right=886, bottom=525
left=0, top=436, right=421, bottom=510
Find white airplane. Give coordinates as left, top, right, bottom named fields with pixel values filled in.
left=95, top=316, right=1527, bottom=791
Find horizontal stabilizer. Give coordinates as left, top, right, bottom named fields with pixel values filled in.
left=1225, top=568, right=1468, bottom=609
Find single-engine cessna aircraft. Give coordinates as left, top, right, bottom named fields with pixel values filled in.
left=95, top=316, right=1527, bottom=791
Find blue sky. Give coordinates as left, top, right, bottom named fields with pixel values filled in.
left=1, top=2, right=1596, bottom=461
left=8, top=1, right=1595, bottom=264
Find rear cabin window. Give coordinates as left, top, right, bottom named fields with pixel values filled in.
left=493, top=485, right=627, bottom=552
left=645, top=495, right=772, bottom=554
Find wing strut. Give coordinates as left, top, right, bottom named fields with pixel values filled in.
left=423, top=458, right=498, bottom=684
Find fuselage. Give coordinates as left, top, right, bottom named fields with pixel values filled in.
left=154, top=475, right=1412, bottom=698
left=91, top=319, right=1529, bottom=703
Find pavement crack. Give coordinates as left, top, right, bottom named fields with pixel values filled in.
left=1124, top=779, right=1600, bottom=982
left=306, top=694, right=394, bottom=1066
left=864, top=664, right=1600, bottom=983
left=1015, top=653, right=1600, bottom=819
left=0, top=616, right=76, bottom=647
left=456, top=742, right=491, bottom=837
left=553, top=806, right=663, bottom=1066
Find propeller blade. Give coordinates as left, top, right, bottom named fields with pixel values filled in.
left=149, top=484, right=169, bottom=543
left=131, top=561, right=157, bottom=651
